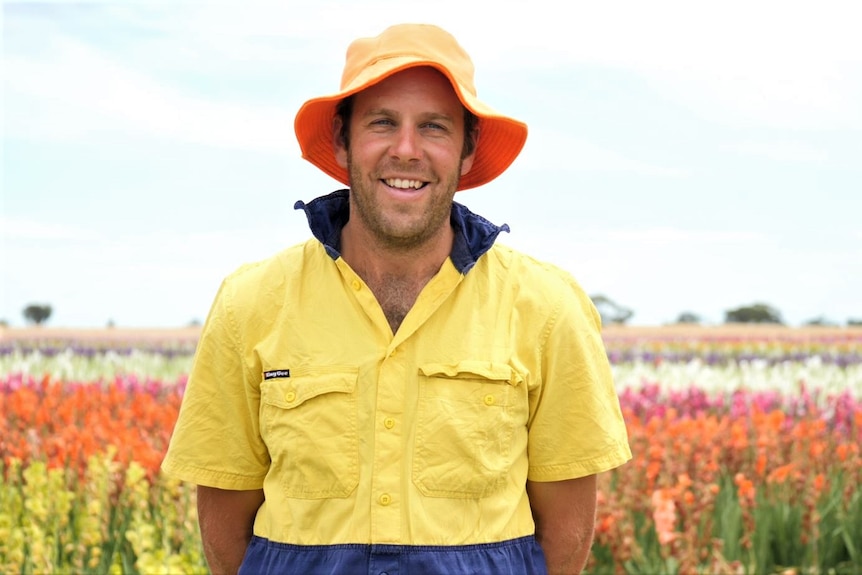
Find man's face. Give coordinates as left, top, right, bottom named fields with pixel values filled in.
left=334, top=67, right=475, bottom=250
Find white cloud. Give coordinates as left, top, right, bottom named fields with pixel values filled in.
left=500, top=225, right=769, bottom=270
left=2, top=216, right=103, bottom=241
left=464, top=1, right=862, bottom=129
left=210, top=1, right=852, bottom=130
left=4, top=34, right=296, bottom=152
left=518, top=128, right=686, bottom=176
left=725, top=139, right=831, bottom=165
left=496, top=224, right=857, bottom=326
left=2, top=221, right=308, bottom=327
left=7, top=0, right=861, bottom=148
left=599, top=228, right=764, bottom=245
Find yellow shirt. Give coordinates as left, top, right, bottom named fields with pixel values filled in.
left=162, top=192, right=631, bottom=551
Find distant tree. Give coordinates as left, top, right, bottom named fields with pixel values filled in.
left=848, top=318, right=862, bottom=327
left=107, top=319, right=116, bottom=328
left=0, top=319, right=8, bottom=328
left=804, top=316, right=837, bottom=327
left=188, top=318, right=202, bottom=327
left=590, top=294, right=634, bottom=325
left=724, top=303, right=783, bottom=324
left=22, top=304, right=52, bottom=326
left=675, top=312, right=701, bottom=324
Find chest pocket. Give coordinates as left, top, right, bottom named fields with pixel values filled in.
left=260, top=368, right=358, bottom=499
left=413, top=361, right=525, bottom=498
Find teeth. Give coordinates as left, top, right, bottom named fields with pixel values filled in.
left=384, top=178, right=424, bottom=189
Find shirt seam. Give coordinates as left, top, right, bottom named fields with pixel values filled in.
left=223, top=274, right=257, bottom=390
left=536, top=276, right=566, bottom=364
left=528, top=442, right=633, bottom=480
left=162, top=460, right=267, bottom=488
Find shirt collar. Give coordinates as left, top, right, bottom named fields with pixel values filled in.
left=294, top=189, right=510, bottom=274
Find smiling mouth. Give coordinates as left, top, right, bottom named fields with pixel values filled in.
left=383, top=178, right=428, bottom=190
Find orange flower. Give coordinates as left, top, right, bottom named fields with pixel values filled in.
left=729, top=421, right=749, bottom=450
left=596, top=514, right=615, bottom=534
left=812, top=473, right=827, bottom=495
left=651, top=488, right=677, bottom=545
left=646, top=461, right=662, bottom=483
left=766, top=409, right=785, bottom=432
left=1, top=375, right=183, bottom=479
left=677, top=473, right=693, bottom=489
left=809, top=440, right=826, bottom=459
left=836, top=443, right=850, bottom=462
left=755, top=452, right=768, bottom=477
left=767, top=463, right=796, bottom=485
left=734, top=473, right=756, bottom=502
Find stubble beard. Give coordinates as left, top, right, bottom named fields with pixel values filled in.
left=347, top=156, right=461, bottom=251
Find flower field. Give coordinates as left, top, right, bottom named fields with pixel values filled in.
left=1, top=326, right=861, bottom=574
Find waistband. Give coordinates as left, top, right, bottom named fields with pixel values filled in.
left=238, top=534, right=547, bottom=575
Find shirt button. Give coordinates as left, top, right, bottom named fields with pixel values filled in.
left=384, top=417, right=395, bottom=429
left=379, top=493, right=392, bottom=506
left=285, top=391, right=296, bottom=402
left=483, top=394, right=496, bottom=406
left=351, top=279, right=361, bottom=291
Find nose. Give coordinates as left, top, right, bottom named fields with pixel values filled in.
left=390, top=126, right=421, bottom=161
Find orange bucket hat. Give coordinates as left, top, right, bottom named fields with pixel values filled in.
left=294, top=23, right=528, bottom=191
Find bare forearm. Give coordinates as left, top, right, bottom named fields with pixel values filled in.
left=202, top=535, right=250, bottom=574
left=201, top=521, right=254, bottom=575
left=535, top=521, right=595, bottom=575
left=197, top=486, right=265, bottom=575
left=527, top=476, right=598, bottom=575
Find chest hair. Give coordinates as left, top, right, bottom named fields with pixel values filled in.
left=366, top=275, right=426, bottom=334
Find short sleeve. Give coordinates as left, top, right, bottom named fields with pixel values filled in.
left=526, top=275, right=632, bottom=481
left=161, top=275, right=270, bottom=490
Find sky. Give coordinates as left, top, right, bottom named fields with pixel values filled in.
left=3, top=0, right=861, bottom=328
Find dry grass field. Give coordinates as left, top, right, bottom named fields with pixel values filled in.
left=601, top=323, right=862, bottom=339
left=2, top=323, right=859, bottom=345
left=0, top=326, right=203, bottom=344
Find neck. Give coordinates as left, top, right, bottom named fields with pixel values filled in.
left=340, top=222, right=453, bottom=334
left=340, top=221, right=453, bottom=283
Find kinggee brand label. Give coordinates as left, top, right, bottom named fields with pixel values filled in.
left=264, top=369, right=291, bottom=380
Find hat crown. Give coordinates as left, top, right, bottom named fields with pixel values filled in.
left=341, top=24, right=477, bottom=97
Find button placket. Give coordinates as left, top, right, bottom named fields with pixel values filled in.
left=371, top=342, right=405, bottom=543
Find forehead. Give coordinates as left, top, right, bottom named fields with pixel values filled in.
left=352, top=66, right=464, bottom=114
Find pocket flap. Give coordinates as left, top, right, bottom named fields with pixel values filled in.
left=419, top=361, right=522, bottom=386
left=261, top=368, right=358, bottom=409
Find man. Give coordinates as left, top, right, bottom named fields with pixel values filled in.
left=162, top=23, right=632, bottom=575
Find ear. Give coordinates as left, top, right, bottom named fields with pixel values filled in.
left=332, top=115, right=348, bottom=168
left=460, top=129, right=478, bottom=176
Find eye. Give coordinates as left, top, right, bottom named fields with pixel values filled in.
left=422, top=122, right=446, bottom=131
left=370, top=118, right=395, bottom=127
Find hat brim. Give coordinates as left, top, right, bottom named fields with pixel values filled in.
left=294, top=61, right=527, bottom=191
